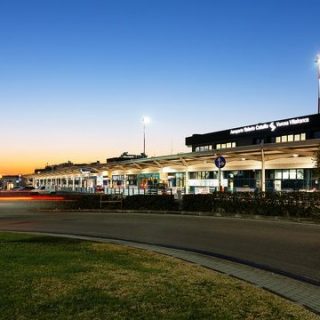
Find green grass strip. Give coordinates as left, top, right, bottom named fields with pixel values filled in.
left=0, top=232, right=317, bottom=320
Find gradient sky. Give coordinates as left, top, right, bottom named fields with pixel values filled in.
left=1, top=0, right=319, bottom=175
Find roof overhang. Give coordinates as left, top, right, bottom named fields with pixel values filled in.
left=27, top=139, right=320, bottom=178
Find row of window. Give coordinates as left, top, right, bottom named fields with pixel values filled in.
left=189, top=171, right=216, bottom=180
left=194, top=145, right=212, bottom=152
left=195, top=142, right=236, bottom=152
left=275, top=133, right=306, bottom=143
left=216, top=142, right=236, bottom=149
left=189, top=169, right=305, bottom=180
left=195, top=132, right=307, bottom=152
left=274, top=169, right=304, bottom=180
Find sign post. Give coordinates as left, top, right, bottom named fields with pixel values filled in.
left=214, top=156, right=226, bottom=192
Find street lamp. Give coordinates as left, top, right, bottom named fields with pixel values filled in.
left=316, top=54, right=320, bottom=113
left=142, top=116, right=150, bottom=156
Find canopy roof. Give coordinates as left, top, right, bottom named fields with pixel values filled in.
left=27, top=139, right=320, bottom=178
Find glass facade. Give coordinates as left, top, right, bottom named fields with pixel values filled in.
left=227, top=170, right=257, bottom=191
left=184, top=169, right=318, bottom=192
left=223, top=169, right=317, bottom=192
left=189, top=171, right=217, bottom=179
left=188, top=171, right=223, bottom=193
left=265, top=169, right=315, bottom=191
left=112, top=175, right=125, bottom=187
left=137, top=173, right=160, bottom=188
left=168, top=172, right=185, bottom=188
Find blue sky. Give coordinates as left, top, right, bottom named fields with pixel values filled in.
left=0, top=0, right=319, bottom=173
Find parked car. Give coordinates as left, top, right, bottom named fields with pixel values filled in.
left=21, top=186, right=36, bottom=191
left=31, top=186, right=53, bottom=194
left=95, top=186, right=104, bottom=193
left=11, top=186, right=35, bottom=192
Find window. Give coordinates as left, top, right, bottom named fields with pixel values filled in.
left=289, top=169, right=296, bottom=180
left=275, top=133, right=306, bottom=144
left=189, top=172, right=196, bottom=179
left=216, top=142, right=236, bottom=149
left=273, top=169, right=304, bottom=181
left=297, top=169, right=304, bottom=180
left=275, top=170, right=282, bottom=179
left=189, top=171, right=214, bottom=179
left=282, top=170, right=289, bottom=179
left=195, top=145, right=212, bottom=152
left=273, top=169, right=304, bottom=180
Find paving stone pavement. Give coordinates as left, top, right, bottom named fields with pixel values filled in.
left=8, top=231, right=320, bottom=315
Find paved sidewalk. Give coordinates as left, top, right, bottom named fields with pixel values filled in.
left=8, top=231, right=320, bottom=315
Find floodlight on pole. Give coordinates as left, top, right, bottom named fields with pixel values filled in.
left=142, top=116, right=151, bottom=156
left=316, top=54, right=320, bottom=114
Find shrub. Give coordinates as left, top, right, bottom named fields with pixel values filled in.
left=123, top=195, right=177, bottom=211
left=182, top=192, right=320, bottom=218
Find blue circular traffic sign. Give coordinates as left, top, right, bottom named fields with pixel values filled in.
left=215, top=156, right=226, bottom=169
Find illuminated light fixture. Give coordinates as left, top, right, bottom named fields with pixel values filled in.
left=241, top=158, right=246, bottom=161
left=142, top=116, right=151, bottom=125
left=293, top=154, right=299, bottom=158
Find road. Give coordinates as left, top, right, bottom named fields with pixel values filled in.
left=0, top=200, right=319, bottom=285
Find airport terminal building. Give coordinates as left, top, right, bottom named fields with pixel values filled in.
left=27, top=113, right=320, bottom=194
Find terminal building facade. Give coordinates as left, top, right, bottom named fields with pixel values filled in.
left=27, top=113, right=320, bottom=194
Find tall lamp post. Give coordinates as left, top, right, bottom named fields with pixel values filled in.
left=316, top=54, right=320, bottom=114
left=142, top=116, right=150, bottom=156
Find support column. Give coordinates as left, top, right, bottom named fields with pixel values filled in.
left=261, top=148, right=266, bottom=192
left=58, top=177, right=62, bottom=189
left=79, top=176, right=83, bottom=192
left=185, top=169, right=189, bottom=194
left=123, top=174, right=127, bottom=189
left=108, top=171, right=113, bottom=189
left=72, top=176, right=75, bottom=191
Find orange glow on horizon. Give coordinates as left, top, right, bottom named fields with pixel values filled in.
left=1, top=139, right=188, bottom=176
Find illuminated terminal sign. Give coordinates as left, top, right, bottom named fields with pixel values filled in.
left=230, top=117, right=310, bottom=135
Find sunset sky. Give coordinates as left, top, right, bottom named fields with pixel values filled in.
left=1, top=0, right=319, bottom=175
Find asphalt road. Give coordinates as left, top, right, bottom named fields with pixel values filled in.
left=0, top=200, right=319, bottom=285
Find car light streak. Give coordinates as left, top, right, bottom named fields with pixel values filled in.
left=0, top=196, right=66, bottom=201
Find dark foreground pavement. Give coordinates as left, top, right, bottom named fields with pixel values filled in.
left=0, top=201, right=319, bottom=285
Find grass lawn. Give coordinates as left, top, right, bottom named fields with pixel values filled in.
left=0, top=232, right=318, bottom=320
